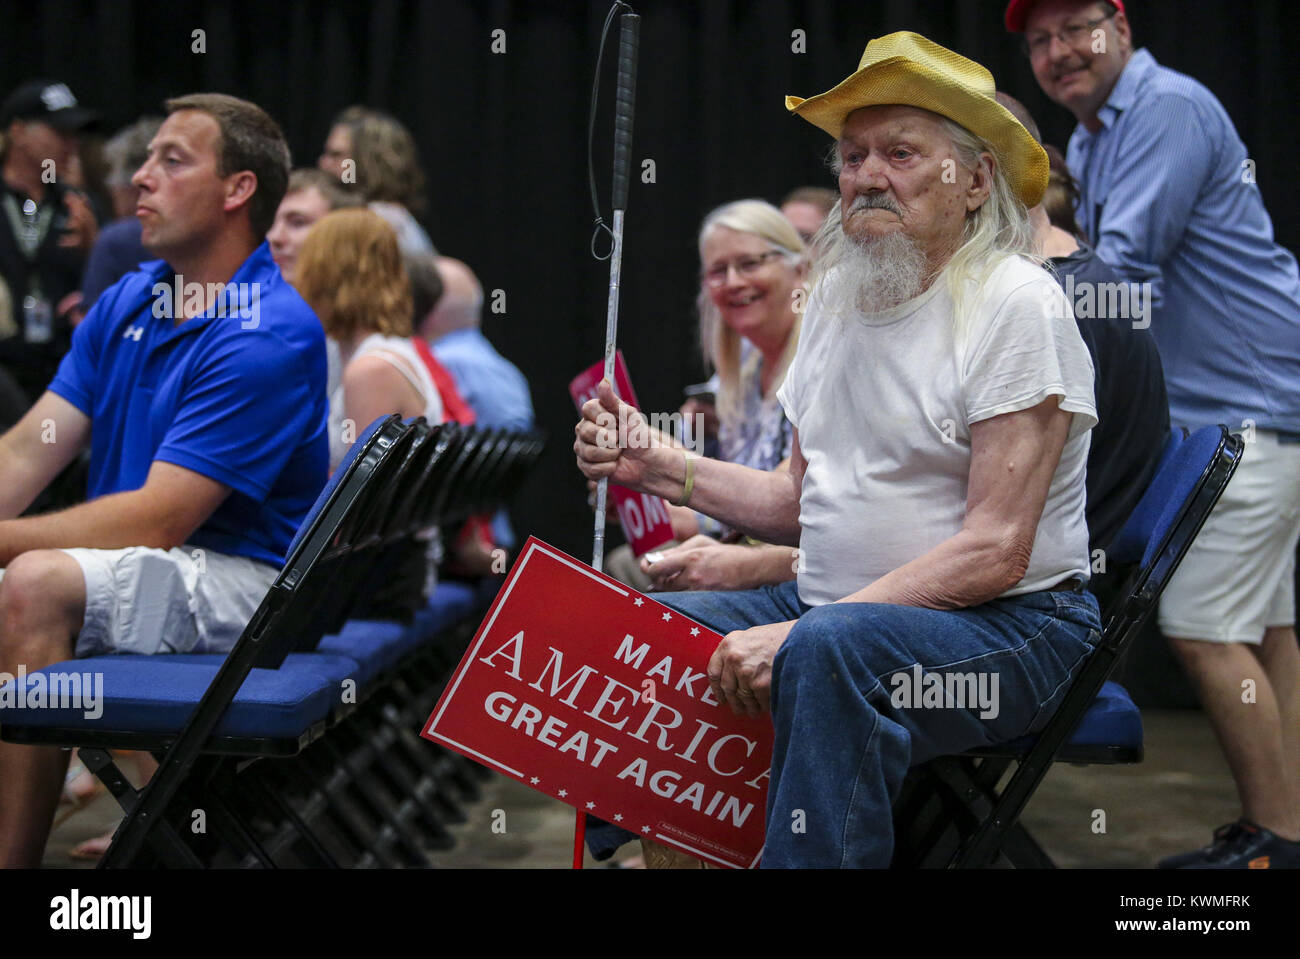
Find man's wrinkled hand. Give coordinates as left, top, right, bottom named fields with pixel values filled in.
left=707, top=620, right=795, bottom=718
left=642, top=535, right=754, bottom=592
left=574, top=379, right=653, bottom=490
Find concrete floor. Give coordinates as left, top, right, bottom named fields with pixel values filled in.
left=42, top=708, right=1240, bottom=869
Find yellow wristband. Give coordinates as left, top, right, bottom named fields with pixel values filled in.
left=674, top=451, right=695, bottom=508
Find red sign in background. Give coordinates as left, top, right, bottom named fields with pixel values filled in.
left=423, top=538, right=773, bottom=868
left=568, top=353, right=675, bottom=556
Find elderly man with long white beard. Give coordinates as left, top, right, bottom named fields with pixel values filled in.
left=575, top=32, right=1101, bottom=868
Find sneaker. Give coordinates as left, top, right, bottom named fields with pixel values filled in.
left=1159, top=819, right=1300, bottom=869
left=1157, top=822, right=1244, bottom=869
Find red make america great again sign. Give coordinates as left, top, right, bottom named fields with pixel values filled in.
left=422, top=538, right=773, bottom=868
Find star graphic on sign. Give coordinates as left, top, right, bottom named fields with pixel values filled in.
left=530, top=777, right=539, bottom=785
left=634, top=597, right=644, bottom=607
left=690, top=627, right=700, bottom=636
left=558, top=789, right=568, bottom=798
left=662, top=611, right=672, bottom=621
left=586, top=801, right=596, bottom=810
left=641, top=826, right=651, bottom=833
left=614, top=814, right=624, bottom=822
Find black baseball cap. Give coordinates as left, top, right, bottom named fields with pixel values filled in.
left=0, top=80, right=99, bottom=132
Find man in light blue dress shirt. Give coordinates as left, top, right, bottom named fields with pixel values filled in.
left=1012, top=0, right=1300, bottom=869
left=420, top=256, right=535, bottom=550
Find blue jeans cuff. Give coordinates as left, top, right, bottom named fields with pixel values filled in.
left=583, top=816, right=637, bottom=860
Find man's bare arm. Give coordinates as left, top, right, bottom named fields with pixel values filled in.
left=0, top=461, right=232, bottom=566
left=574, top=379, right=803, bottom=545
left=0, top=392, right=92, bottom=520
left=835, top=397, right=1074, bottom=610
left=659, top=438, right=805, bottom=546
left=644, top=538, right=799, bottom=592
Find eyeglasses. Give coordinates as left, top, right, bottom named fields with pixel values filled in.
left=702, top=250, right=786, bottom=287
left=1021, top=12, right=1115, bottom=59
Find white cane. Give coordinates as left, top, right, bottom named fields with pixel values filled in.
left=591, top=8, right=640, bottom=575
left=576, top=2, right=639, bottom=869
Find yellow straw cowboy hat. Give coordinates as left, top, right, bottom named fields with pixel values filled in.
left=786, top=31, right=1049, bottom=208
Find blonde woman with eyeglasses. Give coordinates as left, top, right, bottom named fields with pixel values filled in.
left=634, top=199, right=809, bottom=595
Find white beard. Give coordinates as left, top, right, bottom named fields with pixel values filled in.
left=813, top=227, right=928, bottom=319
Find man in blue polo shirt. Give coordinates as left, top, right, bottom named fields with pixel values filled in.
left=1011, top=0, right=1300, bottom=869
left=0, top=92, right=328, bottom=867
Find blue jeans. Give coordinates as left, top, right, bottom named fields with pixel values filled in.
left=585, top=580, right=1101, bottom=868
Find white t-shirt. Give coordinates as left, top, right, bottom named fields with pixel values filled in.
left=776, top=255, right=1097, bottom=607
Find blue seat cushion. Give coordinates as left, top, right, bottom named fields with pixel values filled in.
left=410, top=581, right=480, bottom=645
left=161, top=652, right=364, bottom=718
left=316, top=619, right=410, bottom=685
left=160, top=652, right=361, bottom=688
left=978, top=681, right=1142, bottom=756
left=0, top=655, right=333, bottom=739
left=1065, top=680, right=1143, bottom=748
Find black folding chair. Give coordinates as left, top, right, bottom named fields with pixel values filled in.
left=2, top=414, right=545, bottom=866
left=891, top=425, right=1244, bottom=868
left=0, top=417, right=411, bottom=862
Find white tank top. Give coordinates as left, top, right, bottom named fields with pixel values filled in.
left=328, top=333, right=445, bottom=470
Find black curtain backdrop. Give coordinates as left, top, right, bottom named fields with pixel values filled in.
left=3, top=0, right=1297, bottom=560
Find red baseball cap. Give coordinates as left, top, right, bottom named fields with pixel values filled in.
left=1005, top=0, right=1126, bottom=32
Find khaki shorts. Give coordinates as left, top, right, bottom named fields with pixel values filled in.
left=1158, top=430, right=1300, bottom=644
left=52, top=545, right=278, bottom=658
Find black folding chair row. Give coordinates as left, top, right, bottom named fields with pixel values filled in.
left=891, top=425, right=1243, bottom=868
left=0, top=415, right=545, bottom=868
